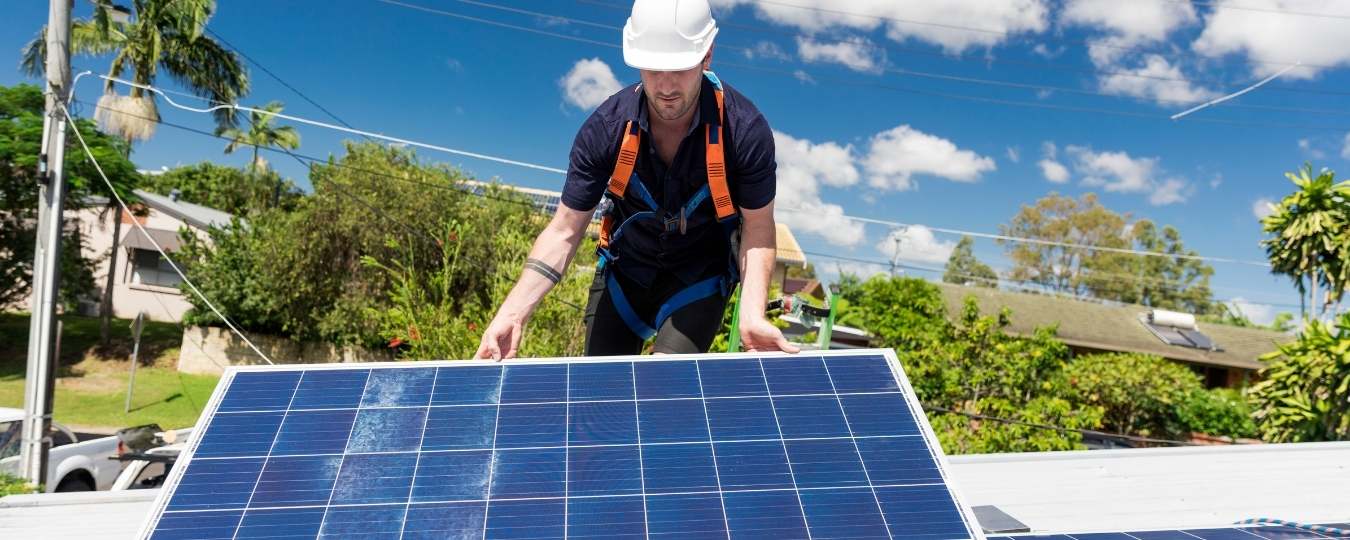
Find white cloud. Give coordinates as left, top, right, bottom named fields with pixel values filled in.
left=1064, top=145, right=1191, bottom=205
left=1299, top=138, right=1327, bottom=159
left=796, top=36, right=885, bottom=74
left=1032, top=43, right=1064, bottom=58
left=744, top=41, right=791, bottom=61
left=862, top=125, right=995, bottom=191
left=711, top=0, right=1050, bottom=53
left=1149, top=178, right=1190, bottom=206
left=823, top=260, right=890, bottom=281
left=1193, top=0, right=1350, bottom=79
left=1038, top=142, right=1070, bottom=183
left=1006, top=146, right=1021, bottom=164
left=559, top=58, right=621, bottom=110
left=445, top=58, right=464, bottom=73
left=1062, top=0, right=1196, bottom=47
left=771, top=131, right=866, bottom=246
left=792, top=70, right=816, bottom=84
left=1343, top=132, right=1350, bottom=160
left=877, top=225, right=956, bottom=265
left=1066, top=145, right=1158, bottom=193
left=1097, top=54, right=1216, bottom=104
left=1252, top=198, right=1277, bottom=220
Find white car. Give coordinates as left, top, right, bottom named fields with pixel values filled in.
left=0, top=407, right=122, bottom=492
left=110, top=428, right=191, bottom=491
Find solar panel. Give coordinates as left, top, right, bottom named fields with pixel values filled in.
left=139, top=349, right=983, bottom=540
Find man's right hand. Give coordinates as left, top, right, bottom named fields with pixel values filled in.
left=473, top=314, right=525, bottom=361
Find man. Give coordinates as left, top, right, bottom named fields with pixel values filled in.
left=474, top=0, right=797, bottom=359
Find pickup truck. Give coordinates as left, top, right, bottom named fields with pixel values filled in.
left=0, top=407, right=122, bottom=492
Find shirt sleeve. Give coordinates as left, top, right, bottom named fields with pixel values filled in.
left=730, top=112, right=776, bottom=210
left=561, top=111, right=615, bottom=212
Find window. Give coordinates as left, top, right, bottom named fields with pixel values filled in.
left=130, top=248, right=183, bottom=288
left=0, top=421, right=19, bottom=459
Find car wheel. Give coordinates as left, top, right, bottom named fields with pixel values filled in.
left=54, top=474, right=94, bottom=492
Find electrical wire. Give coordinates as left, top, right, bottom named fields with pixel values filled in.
left=57, top=102, right=276, bottom=366
left=374, top=0, right=1350, bottom=132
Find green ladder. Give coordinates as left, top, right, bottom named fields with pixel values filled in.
left=727, top=288, right=839, bottom=352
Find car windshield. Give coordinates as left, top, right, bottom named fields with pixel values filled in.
left=0, top=421, right=20, bottom=459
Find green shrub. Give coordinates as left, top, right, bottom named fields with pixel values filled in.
left=1177, top=387, right=1257, bottom=439
left=1058, top=353, right=1204, bottom=439
left=0, top=473, right=38, bottom=496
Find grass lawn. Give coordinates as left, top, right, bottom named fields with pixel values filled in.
left=0, top=312, right=217, bottom=431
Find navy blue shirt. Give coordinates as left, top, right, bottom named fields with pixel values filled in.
left=562, top=76, right=777, bottom=287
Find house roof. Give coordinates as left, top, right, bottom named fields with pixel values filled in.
left=7, top=441, right=1344, bottom=538
left=936, top=282, right=1291, bottom=371
left=132, top=189, right=234, bottom=230
left=776, top=223, right=807, bottom=267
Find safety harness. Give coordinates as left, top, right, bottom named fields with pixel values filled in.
left=596, top=71, right=740, bottom=339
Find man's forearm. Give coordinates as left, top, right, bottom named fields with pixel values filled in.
left=738, top=212, right=777, bottom=322
left=495, top=216, right=587, bottom=323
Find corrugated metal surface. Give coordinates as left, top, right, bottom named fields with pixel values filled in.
left=0, top=489, right=158, bottom=539
left=947, top=441, right=1350, bottom=533
left=3, top=442, right=1347, bottom=538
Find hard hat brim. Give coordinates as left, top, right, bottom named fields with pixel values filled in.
left=623, top=45, right=711, bottom=72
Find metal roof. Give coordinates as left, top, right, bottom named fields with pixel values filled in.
left=6, top=441, right=1344, bottom=538
left=936, top=283, right=1291, bottom=371
left=132, top=189, right=234, bottom=230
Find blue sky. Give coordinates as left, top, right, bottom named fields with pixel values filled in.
left=6, top=0, right=1350, bottom=324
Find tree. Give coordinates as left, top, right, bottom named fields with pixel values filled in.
left=1247, top=312, right=1350, bottom=443
left=1084, top=221, right=1215, bottom=315
left=142, top=162, right=300, bottom=215
left=1, top=84, right=138, bottom=310
left=1001, top=193, right=1131, bottom=296
left=216, top=101, right=300, bottom=208
left=1260, top=165, right=1350, bottom=320
left=1002, top=192, right=1215, bottom=313
left=943, top=235, right=997, bottom=287
left=23, top=0, right=249, bottom=345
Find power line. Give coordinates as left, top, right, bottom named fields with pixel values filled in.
left=375, top=0, right=1350, bottom=132
left=707, top=0, right=1336, bottom=69
left=82, top=73, right=1282, bottom=273
left=58, top=103, right=277, bottom=366
left=779, top=207, right=1273, bottom=267
left=576, top=0, right=1350, bottom=98
left=204, top=28, right=363, bottom=132
left=430, top=0, right=1350, bottom=112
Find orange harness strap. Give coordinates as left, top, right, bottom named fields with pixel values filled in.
left=707, top=87, right=735, bottom=220
left=607, top=121, right=641, bottom=199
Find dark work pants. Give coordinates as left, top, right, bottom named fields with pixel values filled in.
left=583, top=266, right=729, bottom=356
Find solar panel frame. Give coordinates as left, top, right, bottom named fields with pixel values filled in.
left=990, top=523, right=1350, bottom=540
left=137, top=348, right=986, bottom=540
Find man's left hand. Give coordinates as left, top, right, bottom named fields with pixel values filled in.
left=739, top=316, right=801, bottom=353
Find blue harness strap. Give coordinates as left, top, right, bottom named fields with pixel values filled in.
left=596, top=71, right=739, bottom=340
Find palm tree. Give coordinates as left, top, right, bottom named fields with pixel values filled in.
left=217, top=101, right=300, bottom=207
left=1261, top=164, right=1350, bottom=320
left=22, top=0, right=250, bottom=345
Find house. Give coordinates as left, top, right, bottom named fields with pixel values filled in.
left=936, top=282, right=1292, bottom=387
left=68, top=190, right=233, bottom=323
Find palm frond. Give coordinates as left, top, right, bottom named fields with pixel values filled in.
left=159, top=33, right=249, bottom=128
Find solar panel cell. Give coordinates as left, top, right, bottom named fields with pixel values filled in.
left=645, top=493, right=728, bottom=538
left=723, top=489, right=811, bottom=539
left=705, top=397, right=780, bottom=440
left=641, top=442, right=720, bottom=493
left=697, top=358, right=770, bottom=397
left=635, top=360, right=703, bottom=399
left=142, top=351, right=982, bottom=540
left=410, top=450, right=490, bottom=501
left=568, top=401, right=638, bottom=445
left=800, top=487, right=892, bottom=539
left=714, top=440, right=794, bottom=491
left=567, top=496, right=648, bottom=539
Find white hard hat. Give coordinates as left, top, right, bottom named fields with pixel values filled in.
left=622, top=0, right=719, bottom=72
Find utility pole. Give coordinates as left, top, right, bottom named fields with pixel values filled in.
left=21, top=0, right=73, bottom=487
